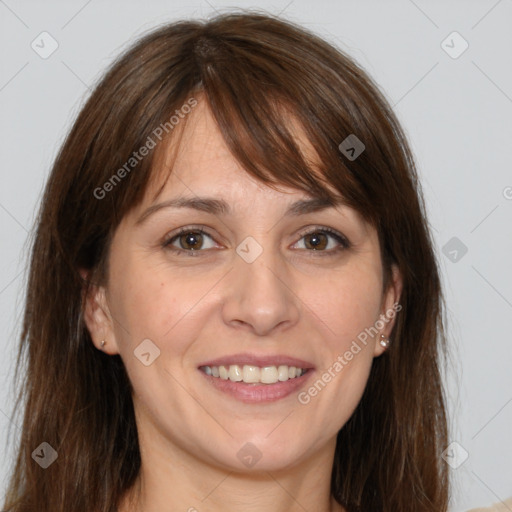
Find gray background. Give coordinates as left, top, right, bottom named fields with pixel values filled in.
left=1, top=1, right=511, bottom=510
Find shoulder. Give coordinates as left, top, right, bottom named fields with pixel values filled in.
left=466, top=497, right=512, bottom=511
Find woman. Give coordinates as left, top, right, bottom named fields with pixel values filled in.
left=3, top=11, right=450, bottom=512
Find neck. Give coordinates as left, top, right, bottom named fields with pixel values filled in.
left=122, top=469, right=344, bottom=512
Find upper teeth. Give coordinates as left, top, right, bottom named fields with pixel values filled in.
left=201, top=364, right=306, bottom=384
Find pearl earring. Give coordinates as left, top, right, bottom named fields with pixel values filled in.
left=100, top=340, right=106, bottom=348
left=379, top=334, right=389, bottom=348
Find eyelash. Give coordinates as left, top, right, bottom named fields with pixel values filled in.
left=161, top=225, right=351, bottom=258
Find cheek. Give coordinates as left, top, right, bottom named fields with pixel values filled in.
left=300, top=278, right=380, bottom=433
left=109, top=252, right=223, bottom=361
left=314, top=264, right=383, bottom=352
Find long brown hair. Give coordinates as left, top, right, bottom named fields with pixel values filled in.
left=2, top=10, right=449, bottom=512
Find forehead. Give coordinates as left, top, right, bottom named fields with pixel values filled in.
left=145, top=97, right=326, bottom=202
left=126, top=99, right=371, bottom=239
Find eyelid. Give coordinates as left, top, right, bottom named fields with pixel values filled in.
left=162, top=225, right=221, bottom=251
left=295, top=225, right=350, bottom=246
left=292, top=225, right=351, bottom=254
left=161, top=224, right=350, bottom=255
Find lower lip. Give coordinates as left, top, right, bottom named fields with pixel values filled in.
left=198, top=369, right=314, bottom=403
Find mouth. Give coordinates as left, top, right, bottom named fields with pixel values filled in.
left=199, top=364, right=308, bottom=384
left=197, top=354, right=315, bottom=403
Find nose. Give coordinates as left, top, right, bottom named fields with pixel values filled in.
left=221, top=247, right=301, bottom=337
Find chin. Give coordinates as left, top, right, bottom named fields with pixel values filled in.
left=205, top=436, right=310, bottom=474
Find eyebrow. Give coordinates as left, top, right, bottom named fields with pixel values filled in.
left=135, top=196, right=342, bottom=225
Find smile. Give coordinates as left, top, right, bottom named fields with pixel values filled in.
left=197, top=353, right=315, bottom=403
left=199, top=364, right=307, bottom=384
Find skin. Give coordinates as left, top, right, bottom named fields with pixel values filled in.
left=83, top=98, right=402, bottom=512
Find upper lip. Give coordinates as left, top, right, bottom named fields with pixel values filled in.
left=198, top=353, right=315, bottom=369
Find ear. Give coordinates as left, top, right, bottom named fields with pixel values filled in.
left=80, top=269, right=119, bottom=355
left=373, top=264, right=403, bottom=357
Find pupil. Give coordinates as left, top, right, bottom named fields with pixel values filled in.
left=308, top=233, right=326, bottom=250
left=183, top=232, right=202, bottom=250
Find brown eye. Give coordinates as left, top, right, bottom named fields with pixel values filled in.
left=163, top=228, right=217, bottom=254
left=303, top=232, right=328, bottom=250
left=178, top=231, right=204, bottom=250
left=292, top=227, right=350, bottom=255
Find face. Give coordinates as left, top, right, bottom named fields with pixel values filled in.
left=84, top=99, right=402, bottom=473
